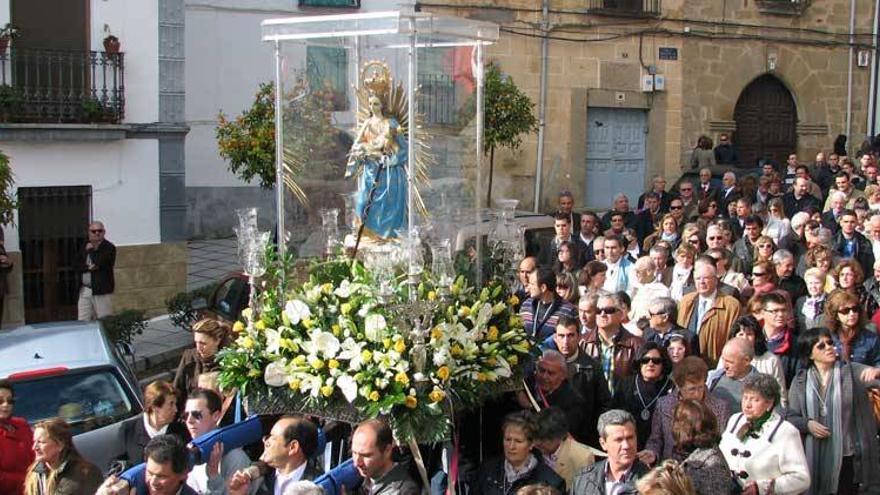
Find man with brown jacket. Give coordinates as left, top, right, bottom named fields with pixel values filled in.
left=580, top=293, right=644, bottom=395
left=677, top=256, right=742, bottom=367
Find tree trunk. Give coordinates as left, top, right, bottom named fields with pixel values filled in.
left=486, top=146, right=495, bottom=206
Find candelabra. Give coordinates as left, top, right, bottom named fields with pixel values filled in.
left=234, top=207, right=270, bottom=331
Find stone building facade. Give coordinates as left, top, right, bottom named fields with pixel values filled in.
left=418, top=0, right=878, bottom=211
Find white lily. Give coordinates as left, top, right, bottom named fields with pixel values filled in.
left=285, top=299, right=311, bottom=325
left=265, top=327, right=283, bottom=355
left=364, top=313, right=387, bottom=342
left=264, top=360, right=288, bottom=387
left=333, top=280, right=352, bottom=298
left=337, top=374, right=358, bottom=403
left=338, top=338, right=366, bottom=370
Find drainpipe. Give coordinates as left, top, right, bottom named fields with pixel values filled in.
left=533, top=0, right=549, bottom=213
left=847, top=0, right=856, bottom=153
left=869, top=0, right=880, bottom=135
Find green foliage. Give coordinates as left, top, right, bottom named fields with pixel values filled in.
left=81, top=98, right=106, bottom=123
left=215, top=76, right=338, bottom=191
left=483, top=63, right=538, bottom=155
left=0, top=150, right=18, bottom=226
left=0, top=85, right=23, bottom=122
left=166, top=282, right=219, bottom=331
left=100, top=309, right=147, bottom=346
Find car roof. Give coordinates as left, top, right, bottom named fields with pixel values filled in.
left=0, top=321, right=115, bottom=377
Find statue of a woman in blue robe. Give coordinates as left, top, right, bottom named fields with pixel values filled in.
left=345, top=95, right=408, bottom=239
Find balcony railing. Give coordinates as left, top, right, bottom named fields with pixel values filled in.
left=0, top=48, right=124, bottom=124
left=588, top=0, right=661, bottom=17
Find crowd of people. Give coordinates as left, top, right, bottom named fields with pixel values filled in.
left=11, top=146, right=880, bottom=494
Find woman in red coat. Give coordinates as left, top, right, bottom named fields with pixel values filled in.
left=0, top=380, right=34, bottom=495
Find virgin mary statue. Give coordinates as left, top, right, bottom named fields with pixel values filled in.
left=345, top=62, right=409, bottom=239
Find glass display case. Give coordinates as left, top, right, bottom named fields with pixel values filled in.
left=262, top=9, right=499, bottom=280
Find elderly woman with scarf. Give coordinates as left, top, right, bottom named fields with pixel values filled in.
left=787, top=327, right=880, bottom=494
left=612, top=342, right=675, bottom=450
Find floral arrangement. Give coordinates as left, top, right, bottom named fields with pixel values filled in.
left=218, top=252, right=531, bottom=442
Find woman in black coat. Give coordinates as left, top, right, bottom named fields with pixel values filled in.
left=117, top=380, right=188, bottom=468
left=612, top=342, right=675, bottom=449
left=471, top=411, right=566, bottom=495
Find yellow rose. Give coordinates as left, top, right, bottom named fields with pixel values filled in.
left=394, top=340, right=406, bottom=353
left=240, top=336, right=254, bottom=350
left=288, top=378, right=301, bottom=390
left=232, top=321, right=245, bottom=333
left=331, top=324, right=342, bottom=336
left=458, top=306, right=471, bottom=318
left=404, top=395, right=418, bottom=409
left=427, top=290, right=437, bottom=301
left=476, top=372, right=488, bottom=382
left=508, top=295, right=520, bottom=306
left=254, top=320, right=266, bottom=331
left=486, top=326, right=499, bottom=341
left=361, top=350, right=373, bottom=363
left=450, top=345, right=463, bottom=357
left=293, top=355, right=307, bottom=366
left=509, top=355, right=519, bottom=366
left=310, top=358, right=325, bottom=370
left=383, top=338, right=392, bottom=349
left=321, top=283, right=333, bottom=295
left=328, top=359, right=340, bottom=370
left=395, top=372, right=410, bottom=386
left=320, top=385, right=334, bottom=397
left=430, top=326, right=443, bottom=340
left=302, top=318, right=313, bottom=329
left=340, top=303, right=352, bottom=315
left=437, top=366, right=450, bottom=381
left=369, top=391, right=380, bottom=402
left=429, top=388, right=446, bottom=403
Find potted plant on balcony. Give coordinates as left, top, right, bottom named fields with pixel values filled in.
left=81, top=97, right=106, bottom=123
left=0, top=85, right=23, bottom=123
left=0, top=24, right=20, bottom=53
left=103, top=35, right=120, bottom=55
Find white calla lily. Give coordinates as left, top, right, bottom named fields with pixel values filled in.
left=364, top=313, right=387, bottom=342
left=285, top=299, right=311, bottom=325
left=264, top=360, right=288, bottom=387
left=337, top=374, right=358, bottom=403
left=333, top=280, right=352, bottom=298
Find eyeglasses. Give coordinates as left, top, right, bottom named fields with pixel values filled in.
left=764, top=307, right=787, bottom=315
left=182, top=410, right=203, bottom=421
left=89, top=229, right=104, bottom=233
left=670, top=205, right=683, bottom=210
left=640, top=357, right=663, bottom=365
left=649, top=311, right=667, bottom=317
left=752, top=271, right=766, bottom=277
left=838, top=306, right=859, bottom=315
left=596, top=307, right=618, bottom=315
left=688, top=238, right=700, bottom=244
left=706, top=236, right=722, bottom=241
left=815, top=340, right=834, bottom=350
left=556, top=284, right=570, bottom=290
left=0, top=398, right=15, bottom=405
left=679, top=187, right=692, bottom=192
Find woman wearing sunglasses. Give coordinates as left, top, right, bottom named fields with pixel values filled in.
left=0, top=380, right=33, bottom=495
left=611, top=342, right=674, bottom=450
left=787, top=327, right=880, bottom=494
left=824, top=291, right=880, bottom=367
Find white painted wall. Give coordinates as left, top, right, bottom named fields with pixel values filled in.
left=1, top=140, right=161, bottom=250
left=184, top=0, right=397, bottom=188
left=91, top=0, right=160, bottom=123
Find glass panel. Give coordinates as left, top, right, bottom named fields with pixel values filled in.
left=14, top=369, right=138, bottom=435
left=307, top=46, right=349, bottom=110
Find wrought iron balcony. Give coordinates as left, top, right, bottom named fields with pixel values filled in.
left=588, top=0, right=661, bottom=17
left=0, top=48, right=124, bottom=124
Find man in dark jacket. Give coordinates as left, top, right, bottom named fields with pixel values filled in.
left=520, top=350, right=589, bottom=445
left=77, top=220, right=116, bottom=321
left=570, top=410, right=650, bottom=494
left=832, top=209, right=875, bottom=276
left=351, top=419, right=419, bottom=495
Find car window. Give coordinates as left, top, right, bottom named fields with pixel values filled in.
left=13, top=369, right=139, bottom=435
left=212, top=277, right=248, bottom=321
left=525, top=227, right=556, bottom=257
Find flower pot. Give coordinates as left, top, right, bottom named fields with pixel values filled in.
left=103, top=36, right=120, bottom=54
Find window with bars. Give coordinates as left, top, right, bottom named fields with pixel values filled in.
left=307, top=46, right=348, bottom=111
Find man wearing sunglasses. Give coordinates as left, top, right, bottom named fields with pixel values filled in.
left=183, top=389, right=252, bottom=494
left=77, top=220, right=116, bottom=321
left=580, top=293, right=644, bottom=395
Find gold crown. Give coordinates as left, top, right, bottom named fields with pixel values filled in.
left=360, top=60, right=392, bottom=98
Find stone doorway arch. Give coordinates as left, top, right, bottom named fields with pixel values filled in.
left=733, top=74, right=798, bottom=167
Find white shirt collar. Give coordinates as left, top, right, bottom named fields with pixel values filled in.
left=275, top=462, right=308, bottom=495
left=143, top=414, right=169, bottom=438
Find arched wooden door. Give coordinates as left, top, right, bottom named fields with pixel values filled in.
left=733, top=75, right=797, bottom=167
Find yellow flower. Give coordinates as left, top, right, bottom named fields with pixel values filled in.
left=248, top=369, right=261, bottom=378
left=321, top=283, right=333, bottom=295
left=232, top=321, right=245, bottom=333
left=486, top=326, right=499, bottom=341
left=254, top=320, right=266, bottom=331
left=451, top=345, right=463, bottom=357
left=437, top=366, right=450, bottom=381
left=328, top=359, right=340, bottom=369
left=240, top=336, right=254, bottom=350
left=383, top=338, right=392, bottom=349
left=331, top=324, right=342, bottom=336
left=302, top=318, right=313, bottom=329
left=427, top=290, right=437, bottom=301
left=361, top=350, right=373, bottom=363
left=369, top=391, right=380, bottom=402
left=487, top=357, right=497, bottom=366
left=429, top=388, right=446, bottom=403
left=310, top=358, right=325, bottom=370
left=458, top=306, right=471, bottom=318
left=340, top=303, right=352, bottom=315
left=509, top=355, right=519, bottom=366
left=404, top=395, right=418, bottom=409
left=430, top=326, right=443, bottom=340
left=293, top=355, right=307, bottom=366
left=320, top=385, right=334, bottom=397
left=395, top=372, right=410, bottom=386
left=476, top=372, right=488, bottom=382
left=509, top=316, right=522, bottom=327
left=394, top=340, right=406, bottom=353
left=508, top=295, right=520, bottom=306
left=288, top=378, right=301, bottom=390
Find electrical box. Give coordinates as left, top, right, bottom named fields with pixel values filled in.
left=653, top=74, right=666, bottom=91
left=641, top=75, right=655, bottom=92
